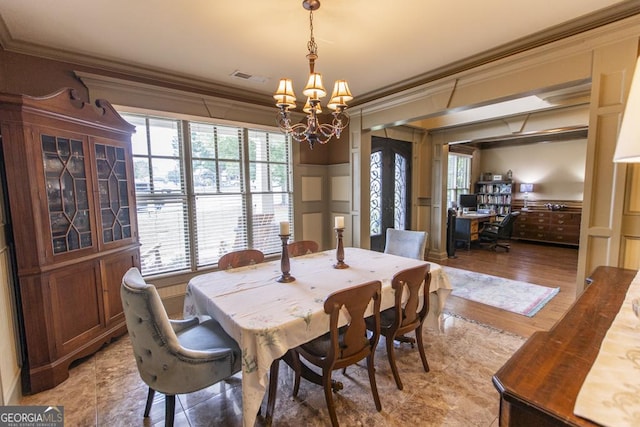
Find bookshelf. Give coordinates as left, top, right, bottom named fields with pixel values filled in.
left=475, top=180, right=513, bottom=216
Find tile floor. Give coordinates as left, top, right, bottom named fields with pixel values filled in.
left=19, top=314, right=524, bottom=426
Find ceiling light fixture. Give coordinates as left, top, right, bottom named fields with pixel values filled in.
left=273, top=0, right=352, bottom=149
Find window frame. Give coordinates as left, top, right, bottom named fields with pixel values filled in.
left=118, top=109, right=293, bottom=280
left=447, top=152, right=472, bottom=209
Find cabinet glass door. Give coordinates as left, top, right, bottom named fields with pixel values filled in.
left=42, top=134, right=92, bottom=254
left=95, top=143, right=132, bottom=243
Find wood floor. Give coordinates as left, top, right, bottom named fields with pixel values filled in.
left=440, top=239, right=579, bottom=338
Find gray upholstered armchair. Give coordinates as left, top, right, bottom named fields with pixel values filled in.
left=384, top=229, right=428, bottom=260
left=121, top=267, right=242, bottom=427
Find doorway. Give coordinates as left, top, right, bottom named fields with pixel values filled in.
left=369, top=136, right=412, bottom=252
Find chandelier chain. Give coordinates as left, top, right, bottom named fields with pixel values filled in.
left=307, top=11, right=317, bottom=57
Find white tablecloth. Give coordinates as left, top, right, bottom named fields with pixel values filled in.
left=183, top=248, right=451, bottom=427
left=574, top=270, right=640, bottom=426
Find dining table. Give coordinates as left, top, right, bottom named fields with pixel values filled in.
left=183, top=247, right=452, bottom=426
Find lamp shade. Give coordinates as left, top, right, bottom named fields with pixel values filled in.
left=327, top=80, right=353, bottom=110
left=274, top=79, right=297, bottom=108
left=302, top=73, right=327, bottom=99
left=520, top=183, right=534, bottom=193
left=614, top=55, right=640, bottom=163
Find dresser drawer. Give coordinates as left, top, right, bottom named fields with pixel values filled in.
left=548, top=224, right=579, bottom=235
left=546, top=233, right=580, bottom=245
left=515, top=223, right=546, bottom=232
left=550, top=212, right=581, bottom=225
left=518, top=211, right=549, bottom=224
left=514, top=230, right=547, bottom=241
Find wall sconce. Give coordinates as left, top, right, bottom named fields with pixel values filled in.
left=614, top=55, right=640, bottom=163
left=520, top=183, right=534, bottom=210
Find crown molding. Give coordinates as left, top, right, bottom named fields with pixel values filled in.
left=1, top=3, right=640, bottom=108
left=0, top=15, right=274, bottom=108
left=354, top=1, right=640, bottom=105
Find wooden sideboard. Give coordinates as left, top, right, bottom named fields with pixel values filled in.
left=492, top=266, right=637, bottom=426
left=512, top=209, right=581, bottom=246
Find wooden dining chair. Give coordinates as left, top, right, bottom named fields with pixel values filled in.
left=289, top=280, right=382, bottom=427
left=218, top=249, right=264, bottom=270
left=367, top=263, right=431, bottom=390
left=287, top=240, right=319, bottom=257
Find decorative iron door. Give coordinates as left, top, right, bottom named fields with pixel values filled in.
left=369, top=137, right=412, bottom=252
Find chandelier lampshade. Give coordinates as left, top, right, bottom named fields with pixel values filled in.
left=273, top=0, right=351, bottom=149
left=327, top=80, right=353, bottom=110
left=274, top=79, right=296, bottom=109
left=302, top=73, right=327, bottom=99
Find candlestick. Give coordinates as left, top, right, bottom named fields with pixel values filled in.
left=277, top=234, right=295, bottom=282
left=333, top=227, right=349, bottom=269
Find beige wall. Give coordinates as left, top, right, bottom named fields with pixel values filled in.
left=479, top=139, right=587, bottom=202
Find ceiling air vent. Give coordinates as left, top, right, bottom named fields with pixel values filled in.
left=230, top=70, right=268, bottom=84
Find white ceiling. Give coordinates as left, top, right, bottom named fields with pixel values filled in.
left=0, top=0, right=632, bottom=108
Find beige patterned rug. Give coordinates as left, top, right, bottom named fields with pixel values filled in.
left=444, top=266, right=560, bottom=317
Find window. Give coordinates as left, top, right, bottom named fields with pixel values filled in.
left=122, top=113, right=293, bottom=276
left=447, top=153, right=472, bottom=209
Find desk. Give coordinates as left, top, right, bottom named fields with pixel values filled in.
left=184, top=248, right=452, bottom=427
left=492, top=266, right=637, bottom=426
left=454, top=213, right=495, bottom=249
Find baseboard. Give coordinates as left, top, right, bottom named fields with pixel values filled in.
left=4, top=367, right=22, bottom=405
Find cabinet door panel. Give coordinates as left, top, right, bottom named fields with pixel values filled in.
left=49, top=262, right=103, bottom=355
left=101, top=248, right=140, bottom=325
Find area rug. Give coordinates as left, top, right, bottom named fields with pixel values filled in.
left=443, top=266, right=560, bottom=317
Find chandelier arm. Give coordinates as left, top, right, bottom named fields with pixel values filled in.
left=290, top=123, right=312, bottom=139
left=315, top=124, right=338, bottom=143
left=332, top=113, right=350, bottom=130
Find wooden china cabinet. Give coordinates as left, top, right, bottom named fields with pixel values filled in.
left=0, top=89, right=140, bottom=393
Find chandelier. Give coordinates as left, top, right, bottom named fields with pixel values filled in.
left=273, top=0, right=352, bottom=149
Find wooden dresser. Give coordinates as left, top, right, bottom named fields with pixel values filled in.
left=513, top=209, right=581, bottom=246
left=493, top=266, right=637, bottom=426
left=0, top=89, right=140, bottom=393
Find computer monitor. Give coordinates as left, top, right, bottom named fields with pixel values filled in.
left=459, top=194, right=477, bottom=211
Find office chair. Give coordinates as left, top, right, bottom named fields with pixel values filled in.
left=478, top=211, right=520, bottom=251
